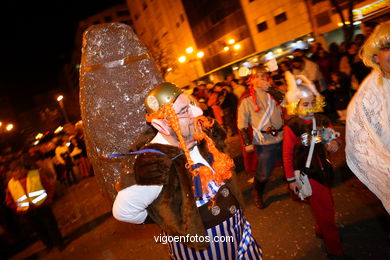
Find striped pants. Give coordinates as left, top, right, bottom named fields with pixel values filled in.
left=166, top=209, right=262, bottom=259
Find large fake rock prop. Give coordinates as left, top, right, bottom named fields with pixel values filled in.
left=79, top=23, right=163, bottom=204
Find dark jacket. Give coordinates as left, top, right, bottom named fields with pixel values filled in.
left=286, top=114, right=334, bottom=186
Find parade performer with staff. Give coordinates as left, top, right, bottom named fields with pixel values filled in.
left=79, top=22, right=262, bottom=260
left=112, top=82, right=263, bottom=259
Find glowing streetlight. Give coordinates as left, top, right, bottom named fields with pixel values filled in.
left=185, top=47, right=194, bottom=54
left=228, top=39, right=235, bottom=45
left=224, top=46, right=230, bottom=52
left=196, top=51, right=204, bottom=58
left=178, top=56, right=187, bottom=63
left=35, top=133, right=43, bottom=140
left=56, top=95, right=69, bottom=123
left=54, top=126, right=63, bottom=134
left=6, top=124, right=13, bottom=131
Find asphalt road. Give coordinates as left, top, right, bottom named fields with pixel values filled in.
left=8, top=126, right=389, bottom=260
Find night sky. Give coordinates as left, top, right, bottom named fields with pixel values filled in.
left=1, top=0, right=125, bottom=110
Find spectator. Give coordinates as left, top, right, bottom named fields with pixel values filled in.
left=5, top=155, right=64, bottom=251
left=69, top=135, right=93, bottom=179
left=316, top=49, right=332, bottom=84
left=328, top=71, right=351, bottom=122
left=55, top=138, right=77, bottom=185
left=328, top=42, right=342, bottom=73
left=230, top=78, right=246, bottom=100
left=207, top=83, right=225, bottom=126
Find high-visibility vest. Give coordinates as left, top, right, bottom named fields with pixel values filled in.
left=8, top=170, right=48, bottom=212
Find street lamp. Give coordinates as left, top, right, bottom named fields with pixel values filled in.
left=177, top=47, right=205, bottom=79
left=178, top=56, right=187, bottom=63
left=186, top=47, right=194, bottom=54
left=56, top=94, right=69, bottom=123
left=6, top=124, right=13, bottom=131
left=196, top=51, right=204, bottom=58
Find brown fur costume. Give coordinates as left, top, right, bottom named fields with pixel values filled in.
left=133, top=120, right=244, bottom=249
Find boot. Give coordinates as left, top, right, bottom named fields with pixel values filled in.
left=253, top=179, right=267, bottom=209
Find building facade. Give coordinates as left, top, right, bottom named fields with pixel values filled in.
left=241, top=0, right=312, bottom=53
left=308, top=0, right=389, bottom=46
left=66, top=0, right=389, bottom=91
left=126, top=0, right=206, bottom=86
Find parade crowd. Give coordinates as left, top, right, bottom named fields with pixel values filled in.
left=0, top=122, right=94, bottom=254
left=1, top=20, right=389, bottom=260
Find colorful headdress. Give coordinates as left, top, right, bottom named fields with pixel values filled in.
left=145, top=82, right=233, bottom=194
left=284, top=71, right=325, bottom=115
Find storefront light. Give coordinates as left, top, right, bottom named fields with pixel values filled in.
left=243, top=62, right=251, bottom=68
left=224, top=46, right=230, bottom=52
left=353, top=21, right=362, bottom=25
left=6, top=124, right=13, bottom=131
left=54, top=126, right=63, bottom=134
left=264, top=51, right=274, bottom=61
left=233, top=44, right=241, bottom=50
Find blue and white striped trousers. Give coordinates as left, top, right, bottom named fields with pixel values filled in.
left=166, top=209, right=262, bottom=259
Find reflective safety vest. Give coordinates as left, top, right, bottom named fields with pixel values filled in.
left=8, top=170, right=48, bottom=212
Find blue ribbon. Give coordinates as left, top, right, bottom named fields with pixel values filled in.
left=107, top=149, right=166, bottom=159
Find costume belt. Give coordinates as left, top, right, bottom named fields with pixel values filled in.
left=198, top=185, right=239, bottom=229
left=260, top=127, right=283, bottom=137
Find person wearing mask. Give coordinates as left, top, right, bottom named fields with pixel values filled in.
left=346, top=21, right=390, bottom=215
left=237, top=65, right=284, bottom=209
left=283, top=71, right=345, bottom=259
left=113, top=82, right=263, bottom=259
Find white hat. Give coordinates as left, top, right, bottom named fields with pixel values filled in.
left=285, top=71, right=319, bottom=104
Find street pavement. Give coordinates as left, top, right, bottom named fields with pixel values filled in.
left=8, top=125, right=389, bottom=260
